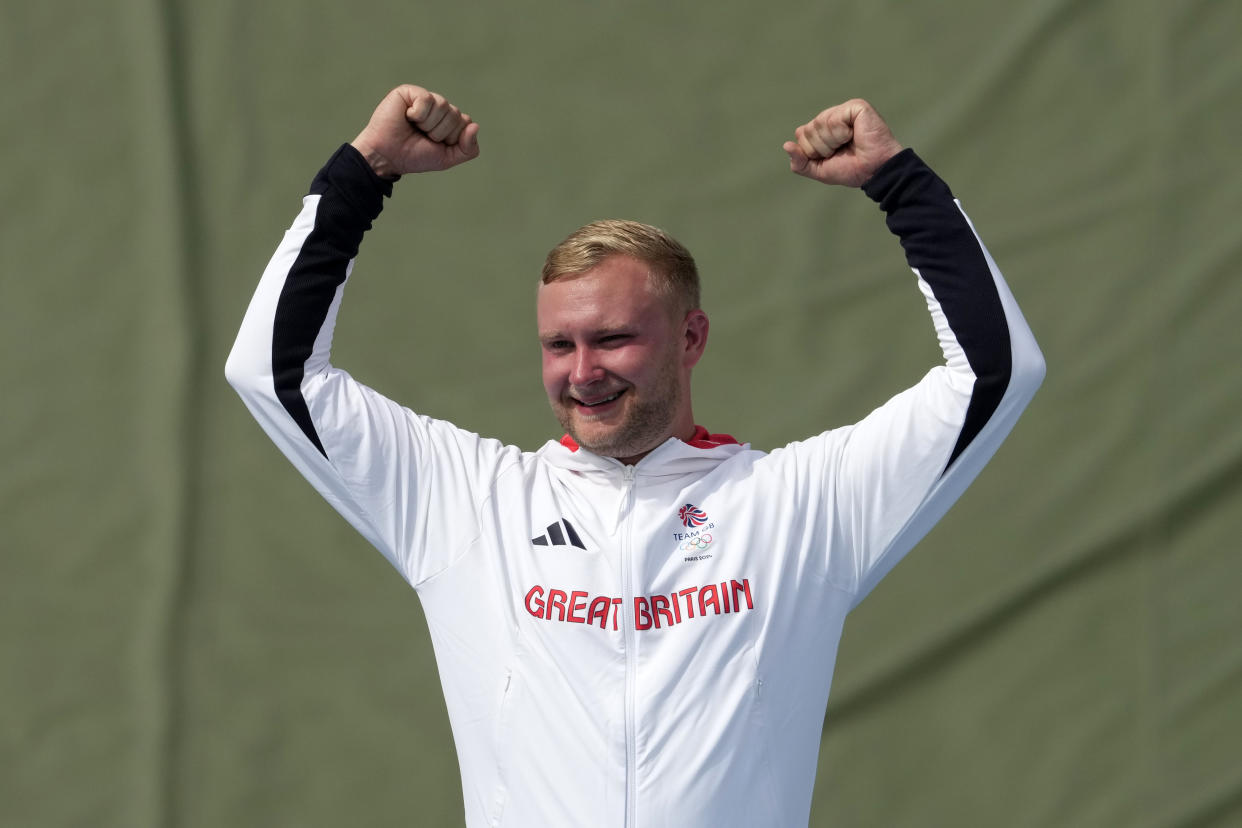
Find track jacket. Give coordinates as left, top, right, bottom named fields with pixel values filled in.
left=226, top=144, right=1045, bottom=827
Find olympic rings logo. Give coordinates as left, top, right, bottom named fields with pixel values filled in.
left=679, top=534, right=713, bottom=552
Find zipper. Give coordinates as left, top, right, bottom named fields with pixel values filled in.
left=618, top=465, right=638, bottom=828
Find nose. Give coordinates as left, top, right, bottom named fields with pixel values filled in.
left=569, top=346, right=604, bottom=387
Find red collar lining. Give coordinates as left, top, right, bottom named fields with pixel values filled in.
left=559, top=425, right=740, bottom=452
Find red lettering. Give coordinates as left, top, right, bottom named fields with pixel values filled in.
left=567, top=590, right=588, bottom=623
left=548, top=589, right=568, bottom=622
left=651, top=595, right=674, bottom=628
left=524, top=585, right=546, bottom=619
left=634, top=596, right=652, bottom=630
left=699, top=584, right=720, bottom=616
left=731, top=579, right=753, bottom=610
left=587, top=596, right=612, bottom=629
left=523, top=580, right=752, bottom=631
left=678, top=587, right=698, bottom=619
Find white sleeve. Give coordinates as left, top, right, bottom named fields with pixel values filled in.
left=225, top=145, right=514, bottom=586
left=791, top=149, right=1046, bottom=606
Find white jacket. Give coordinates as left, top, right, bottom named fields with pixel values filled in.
left=226, top=145, right=1044, bottom=827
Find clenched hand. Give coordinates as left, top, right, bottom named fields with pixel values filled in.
left=351, top=84, right=480, bottom=178
left=784, top=99, right=903, bottom=188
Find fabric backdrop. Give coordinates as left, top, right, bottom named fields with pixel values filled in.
left=3, top=1, right=1239, bottom=825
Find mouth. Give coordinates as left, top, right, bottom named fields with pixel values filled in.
left=571, top=389, right=625, bottom=411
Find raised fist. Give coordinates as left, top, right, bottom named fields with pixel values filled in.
left=351, top=84, right=481, bottom=177
left=783, top=99, right=903, bottom=188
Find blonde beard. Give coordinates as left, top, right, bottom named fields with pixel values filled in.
left=555, top=361, right=683, bottom=461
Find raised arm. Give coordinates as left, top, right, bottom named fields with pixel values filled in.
left=781, top=100, right=1045, bottom=604
left=225, top=86, right=507, bottom=586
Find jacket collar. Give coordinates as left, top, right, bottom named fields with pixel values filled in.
left=558, top=425, right=740, bottom=452
left=540, top=426, right=747, bottom=476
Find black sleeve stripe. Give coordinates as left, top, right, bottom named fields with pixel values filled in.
left=863, top=149, right=1013, bottom=472
left=271, top=144, right=392, bottom=459
left=940, top=257, right=1012, bottom=470
left=271, top=215, right=343, bottom=458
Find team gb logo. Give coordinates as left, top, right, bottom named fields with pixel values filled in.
left=674, top=504, right=717, bottom=562
left=679, top=504, right=709, bottom=527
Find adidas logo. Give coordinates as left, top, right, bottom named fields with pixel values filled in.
left=532, top=518, right=586, bottom=550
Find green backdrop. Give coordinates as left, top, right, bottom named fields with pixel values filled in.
left=3, top=1, right=1239, bottom=825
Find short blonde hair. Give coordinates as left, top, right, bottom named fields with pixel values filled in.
left=541, top=219, right=700, bottom=316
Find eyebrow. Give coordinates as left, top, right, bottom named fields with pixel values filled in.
left=538, top=325, right=634, bottom=343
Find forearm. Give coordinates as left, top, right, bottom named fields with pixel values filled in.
left=863, top=148, right=1044, bottom=468
left=225, top=144, right=393, bottom=457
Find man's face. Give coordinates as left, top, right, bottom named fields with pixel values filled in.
left=537, top=255, right=706, bottom=464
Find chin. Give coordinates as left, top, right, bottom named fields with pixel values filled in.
left=556, top=396, right=674, bottom=460
left=576, top=430, right=661, bottom=462
left=573, top=426, right=622, bottom=453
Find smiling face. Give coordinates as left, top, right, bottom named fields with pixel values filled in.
left=537, top=255, right=708, bottom=465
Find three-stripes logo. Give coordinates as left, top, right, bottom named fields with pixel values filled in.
left=532, top=518, right=586, bottom=550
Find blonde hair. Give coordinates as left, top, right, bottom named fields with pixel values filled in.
left=541, top=219, right=700, bottom=316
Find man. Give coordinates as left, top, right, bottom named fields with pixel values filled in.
left=227, top=84, right=1044, bottom=827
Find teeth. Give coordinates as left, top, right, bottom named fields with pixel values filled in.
left=582, top=393, right=621, bottom=407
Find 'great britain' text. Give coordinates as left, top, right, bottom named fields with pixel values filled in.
left=523, top=579, right=754, bottom=631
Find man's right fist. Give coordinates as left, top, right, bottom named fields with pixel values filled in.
left=351, top=85, right=480, bottom=178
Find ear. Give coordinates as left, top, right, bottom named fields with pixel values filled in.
left=681, top=309, right=709, bottom=369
